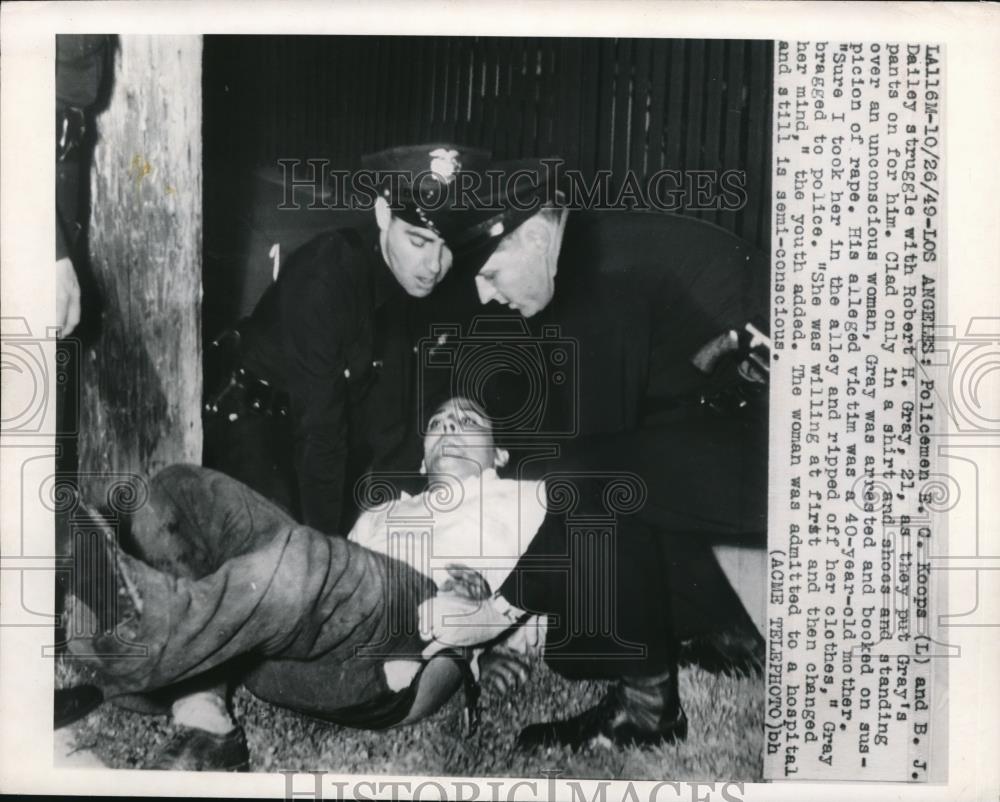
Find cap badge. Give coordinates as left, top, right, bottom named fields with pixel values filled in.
left=428, top=148, right=461, bottom=184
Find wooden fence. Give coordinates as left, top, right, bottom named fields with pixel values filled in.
left=205, top=36, right=773, bottom=250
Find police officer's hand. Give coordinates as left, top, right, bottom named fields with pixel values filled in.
left=692, top=328, right=769, bottom=386
left=691, top=329, right=739, bottom=374
left=56, top=257, right=81, bottom=337
left=439, top=563, right=492, bottom=601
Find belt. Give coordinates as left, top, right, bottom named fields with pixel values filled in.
left=643, top=382, right=766, bottom=420
left=204, top=366, right=290, bottom=420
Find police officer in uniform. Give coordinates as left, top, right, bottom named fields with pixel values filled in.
left=204, top=144, right=499, bottom=536
left=110, top=144, right=509, bottom=769
left=56, top=34, right=111, bottom=338
left=418, top=161, right=770, bottom=750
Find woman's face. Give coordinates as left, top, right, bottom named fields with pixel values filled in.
left=422, top=398, right=501, bottom=478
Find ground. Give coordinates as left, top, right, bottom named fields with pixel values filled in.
left=57, top=657, right=763, bottom=780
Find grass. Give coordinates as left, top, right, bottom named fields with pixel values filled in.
left=58, top=656, right=763, bottom=780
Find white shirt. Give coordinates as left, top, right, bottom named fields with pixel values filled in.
left=348, top=469, right=547, bottom=593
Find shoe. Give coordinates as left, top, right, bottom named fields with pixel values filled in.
left=54, top=685, right=104, bottom=729
left=516, top=674, right=688, bottom=752
left=149, top=725, right=250, bottom=771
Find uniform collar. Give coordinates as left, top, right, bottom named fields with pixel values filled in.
left=363, top=223, right=404, bottom=310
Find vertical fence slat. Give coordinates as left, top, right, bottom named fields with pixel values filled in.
left=685, top=39, right=706, bottom=220
left=375, top=36, right=392, bottom=152
left=447, top=37, right=462, bottom=142
left=743, top=41, right=768, bottom=247
left=511, top=40, right=528, bottom=157
left=723, top=38, right=746, bottom=239
left=495, top=38, right=512, bottom=158
left=404, top=38, right=422, bottom=145
left=363, top=37, right=379, bottom=155
left=702, top=39, right=726, bottom=227
left=630, top=39, right=652, bottom=180
left=596, top=38, right=617, bottom=175
left=577, top=39, right=600, bottom=178
left=611, top=38, right=632, bottom=192
left=663, top=40, right=686, bottom=176
left=468, top=39, right=485, bottom=149
left=485, top=37, right=501, bottom=157
left=556, top=39, right=580, bottom=171
left=647, top=40, right=667, bottom=175
left=756, top=41, right=774, bottom=249
left=539, top=40, right=557, bottom=156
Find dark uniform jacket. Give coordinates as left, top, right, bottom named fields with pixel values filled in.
left=533, top=209, right=767, bottom=433
left=237, top=223, right=424, bottom=534
left=56, top=34, right=110, bottom=261
left=441, top=209, right=770, bottom=676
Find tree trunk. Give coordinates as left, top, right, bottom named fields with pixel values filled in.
left=79, top=36, right=202, bottom=511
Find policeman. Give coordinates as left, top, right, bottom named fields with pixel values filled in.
left=421, top=160, right=770, bottom=750
left=56, top=34, right=111, bottom=337
left=204, top=144, right=501, bottom=535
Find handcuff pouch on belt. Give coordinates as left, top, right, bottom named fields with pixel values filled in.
left=204, top=328, right=290, bottom=421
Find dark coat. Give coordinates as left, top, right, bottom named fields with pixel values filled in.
left=431, top=209, right=769, bottom=531
left=233, top=224, right=425, bottom=534
left=451, top=209, right=771, bottom=678
left=535, top=209, right=770, bottom=533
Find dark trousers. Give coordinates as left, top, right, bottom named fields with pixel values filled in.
left=501, top=473, right=678, bottom=681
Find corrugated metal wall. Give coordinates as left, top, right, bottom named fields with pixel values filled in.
left=204, top=36, right=772, bottom=250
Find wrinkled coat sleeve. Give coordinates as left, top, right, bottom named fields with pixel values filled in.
left=279, top=236, right=359, bottom=534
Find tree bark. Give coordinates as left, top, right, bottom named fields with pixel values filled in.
left=79, top=36, right=202, bottom=511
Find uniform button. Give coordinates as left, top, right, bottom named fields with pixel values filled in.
left=344, top=368, right=351, bottom=378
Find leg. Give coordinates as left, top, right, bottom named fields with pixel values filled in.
left=557, top=409, right=768, bottom=676
left=125, top=464, right=297, bottom=768
left=126, top=462, right=298, bottom=577
left=65, top=466, right=395, bottom=770
left=68, top=515, right=392, bottom=695
left=661, top=535, right=765, bottom=676
left=503, top=488, right=687, bottom=751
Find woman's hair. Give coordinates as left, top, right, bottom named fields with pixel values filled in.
left=430, top=396, right=493, bottom=429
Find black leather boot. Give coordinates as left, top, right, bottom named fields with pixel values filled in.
left=516, top=668, right=688, bottom=751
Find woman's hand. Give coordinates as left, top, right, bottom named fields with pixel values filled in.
left=418, top=592, right=513, bottom=656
